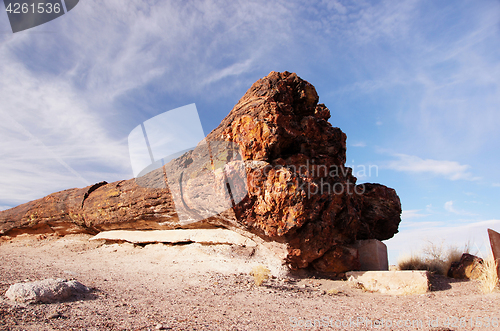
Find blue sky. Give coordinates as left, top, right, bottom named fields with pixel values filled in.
left=1, top=0, right=499, bottom=264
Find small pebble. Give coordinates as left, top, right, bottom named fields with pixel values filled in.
left=47, top=312, right=61, bottom=319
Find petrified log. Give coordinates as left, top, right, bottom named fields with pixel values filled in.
left=357, top=183, right=402, bottom=241
left=311, top=244, right=360, bottom=274
left=203, top=71, right=401, bottom=268
left=0, top=71, right=402, bottom=272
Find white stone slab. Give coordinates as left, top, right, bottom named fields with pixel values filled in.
left=90, top=229, right=257, bottom=247
left=346, top=270, right=429, bottom=295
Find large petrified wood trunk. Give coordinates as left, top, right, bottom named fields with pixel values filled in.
left=202, top=71, right=401, bottom=268
left=0, top=71, right=402, bottom=272
left=0, top=181, right=179, bottom=237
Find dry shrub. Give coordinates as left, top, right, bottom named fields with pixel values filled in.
left=445, top=246, right=465, bottom=272
left=477, top=256, right=499, bottom=294
left=251, top=265, right=270, bottom=286
left=397, top=255, right=426, bottom=271
left=398, top=240, right=471, bottom=276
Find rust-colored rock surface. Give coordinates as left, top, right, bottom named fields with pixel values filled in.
left=204, top=71, right=401, bottom=269
left=0, top=182, right=107, bottom=236
left=0, top=180, right=183, bottom=237
left=447, top=253, right=484, bottom=280
left=311, top=244, right=360, bottom=274
left=488, top=228, right=500, bottom=278
left=356, top=183, right=402, bottom=241
left=0, top=71, right=402, bottom=273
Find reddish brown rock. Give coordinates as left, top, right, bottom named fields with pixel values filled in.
left=0, top=182, right=106, bottom=236
left=311, top=244, right=360, bottom=274
left=0, top=180, right=184, bottom=237
left=447, top=253, right=483, bottom=280
left=488, top=228, right=500, bottom=278
left=356, top=183, right=402, bottom=241
left=0, top=71, right=402, bottom=273
left=204, top=71, right=401, bottom=269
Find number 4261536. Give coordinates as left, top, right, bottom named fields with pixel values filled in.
left=5, top=2, right=61, bottom=14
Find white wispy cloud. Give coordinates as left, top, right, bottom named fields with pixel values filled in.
left=0, top=0, right=298, bottom=207
left=293, top=0, right=419, bottom=44
left=386, top=153, right=477, bottom=180
left=350, top=141, right=366, bottom=147
left=444, top=201, right=457, bottom=214
left=402, top=209, right=429, bottom=220
left=201, top=58, right=256, bottom=86
left=444, top=200, right=476, bottom=217
left=312, top=0, right=500, bottom=163
left=0, top=57, right=132, bottom=205
left=398, top=3, right=500, bottom=158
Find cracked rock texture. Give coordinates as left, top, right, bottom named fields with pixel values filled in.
left=0, top=71, right=401, bottom=273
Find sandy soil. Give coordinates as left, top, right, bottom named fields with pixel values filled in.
left=1, top=234, right=499, bottom=331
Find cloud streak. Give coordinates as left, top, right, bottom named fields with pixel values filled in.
left=0, top=0, right=299, bottom=207
left=0, top=56, right=131, bottom=205
left=386, top=153, right=477, bottom=180
left=444, top=200, right=476, bottom=217
left=402, top=209, right=429, bottom=220
left=444, top=201, right=457, bottom=214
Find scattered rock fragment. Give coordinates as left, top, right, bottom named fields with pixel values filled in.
left=5, top=278, right=90, bottom=304
left=447, top=253, right=483, bottom=280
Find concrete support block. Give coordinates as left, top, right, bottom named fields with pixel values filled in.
left=355, top=239, right=388, bottom=271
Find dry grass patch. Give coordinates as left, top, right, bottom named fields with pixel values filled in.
left=398, top=240, right=471, bottom=276
left=477, top=256, right=499, bottom=293
left=250, top=265, right=270, bottom=286
left=398, top=255, right=439, bottom=273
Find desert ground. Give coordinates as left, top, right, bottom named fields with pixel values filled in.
left=1, top=234, right=500, bottom=331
